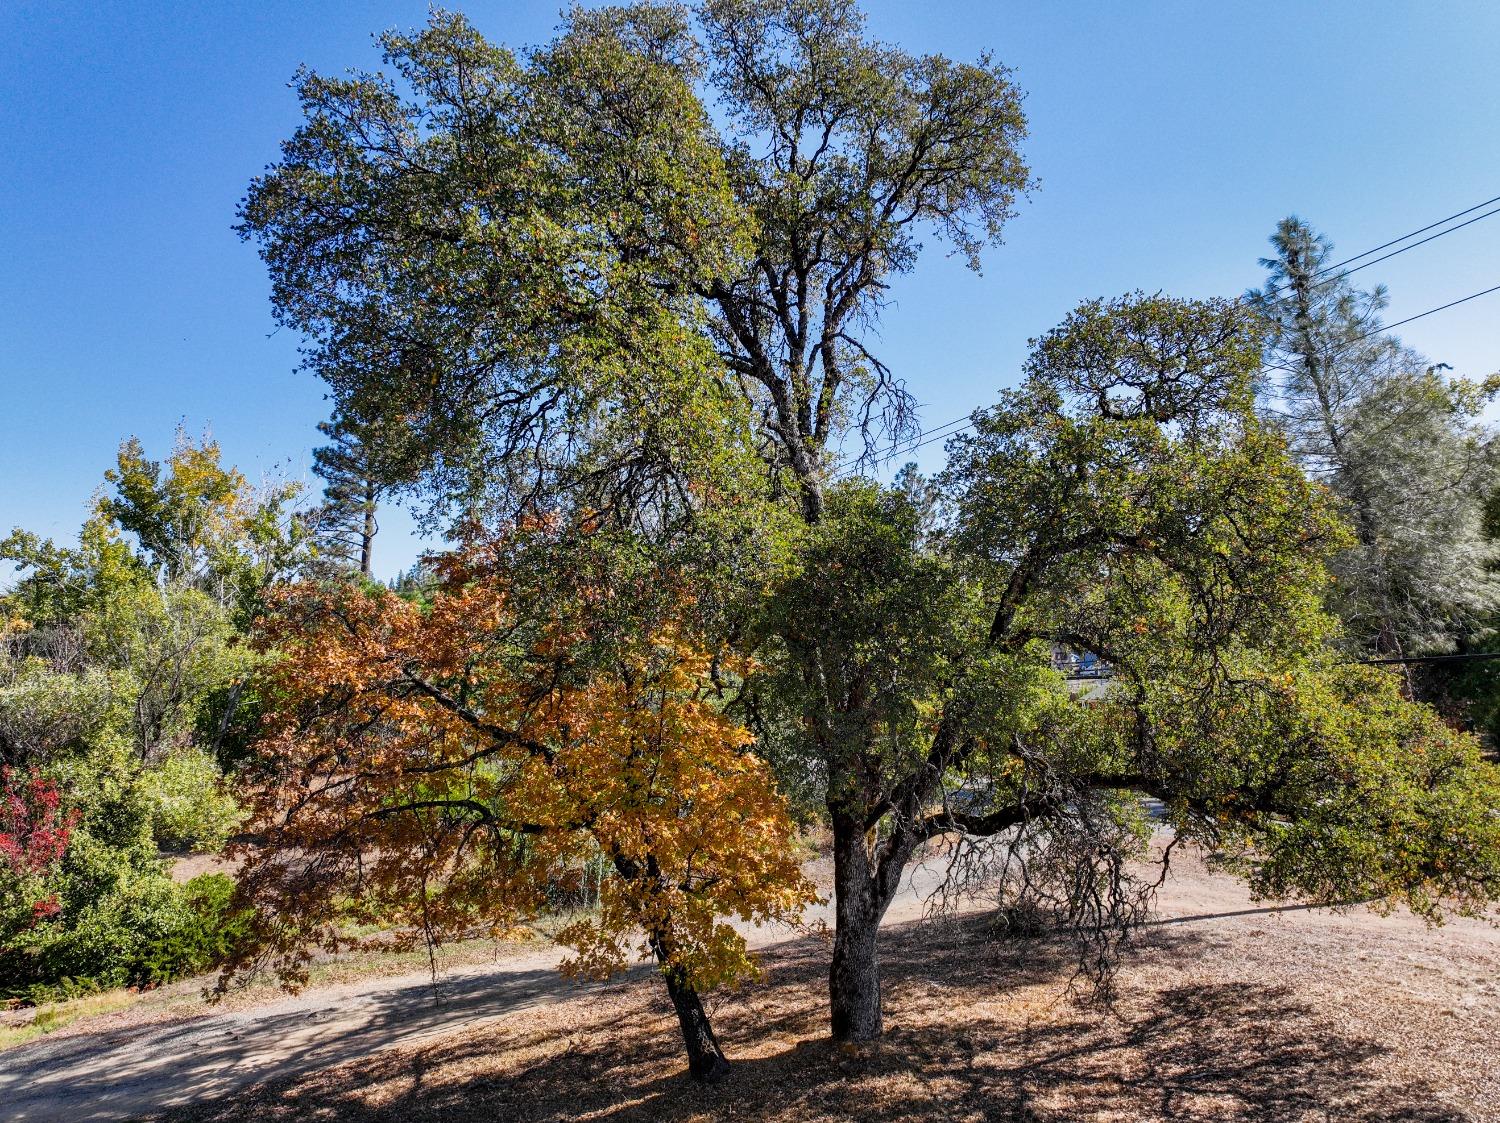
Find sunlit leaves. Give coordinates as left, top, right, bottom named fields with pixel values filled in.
left=232, top=527, right=812, bottom=994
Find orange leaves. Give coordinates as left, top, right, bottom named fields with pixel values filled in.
left=234, top=533, right=811, bottom=995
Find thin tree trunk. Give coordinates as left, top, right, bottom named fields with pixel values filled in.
left=359, top=479, right=377, bottom=578
left=208, top=678, right=246, bottom=764
left=650, top=933, right=732, bottom=1083
left=1287, top=248, right=1404, bottom=669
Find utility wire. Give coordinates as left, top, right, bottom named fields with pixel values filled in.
left=1309, top=203, right=1500, bottom=291
left=830, top=277, right=1500, bottom=482
left=826, top=193, right=1500, bottom=481
left=826, top=412, right=972, bottom=477
left=1370, top=282, right=1500, bottom=337
left=1359, top=651, right=1500, bottom=666
left=1312, top=193, right=1500, bottom=278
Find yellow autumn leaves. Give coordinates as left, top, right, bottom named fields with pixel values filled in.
left=236, top=531, right=813, bottom=995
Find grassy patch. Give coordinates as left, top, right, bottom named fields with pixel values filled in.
left=0, top=928, right=548, bottom=1051
left=0, top=990, right=139, bottom=1050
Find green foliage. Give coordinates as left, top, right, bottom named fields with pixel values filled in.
left=0, top=521, right=141, bottom=629
left=0, top=436, right=282, bottom=995
left=83, top=581, right=257, bottom=764
left=97, top=429, right=310, bottom=625
left=100, top=435, right=243, bottom=583
left=5, top=827, right=175, bottom=995
left=6, top=866, right=249, bottom=999
left=752, top=480, right=983, bottom=809
left=239, top=6, right=759, bottom=520
left=743, top=292, right=1500, bottom=1018
left=234, top=0, right=1500, bottom=1046
left=140, top=750, right=243, bottom=853
left=141, top=873, right=252, bottom=986
left=1248, top=217, right=1500, bottom=656
left=1242, top=668, right=1500, bottom=919
left=931, top=293, right=1500, bottom=927
left=0, top=659, right=115, bottom=770
left=237, top=1, right=1031, bottom=527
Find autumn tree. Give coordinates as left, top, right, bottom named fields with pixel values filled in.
left=230, top=527, right=812, bottom=1081
left=0, top=768, right=75, bottom=948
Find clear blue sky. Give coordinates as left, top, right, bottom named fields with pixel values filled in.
left=4, top=1, right=1499, bottom=580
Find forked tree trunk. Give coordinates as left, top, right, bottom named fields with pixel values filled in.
left=650, top=933, right=731, bottom=1083
left=828, top=817, right=898, bottom=1041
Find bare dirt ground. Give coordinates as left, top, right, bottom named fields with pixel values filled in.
left=3, top=846, right=1498, bottom=1122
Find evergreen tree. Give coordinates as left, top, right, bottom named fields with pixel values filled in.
left=1248, top=217, right=1500, bottom=658
left=311, top=417, right=382, bottom=578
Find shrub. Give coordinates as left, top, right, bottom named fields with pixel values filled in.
left=142, top=749, right=243, bottom=852
left=4, top=869, right=250, bottom=1000
left=140, top=873, right=251, bottom=985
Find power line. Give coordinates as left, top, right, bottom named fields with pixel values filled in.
left=1313, top=192, right=1500, bottom=277
left=830, top=278, right=1500, bottom=481
left=1371, top=281, right=1500, bottom=337
left=1310, top=202, right=1500, bottom=291
left=1360, top=651, right=1500, bottom=666
left=825, top=196, right=1500, bottom=482
left=827, top=413, right=972, bottom=477
left=1058, top=649, right=1500, bottom=683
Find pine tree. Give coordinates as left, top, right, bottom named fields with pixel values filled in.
left=311, top=417, right=382, bottom=578
left=1248, top=217, right=1500, bottom=657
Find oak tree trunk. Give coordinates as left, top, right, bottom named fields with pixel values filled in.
left=828, top=817, right=899, bottom=1041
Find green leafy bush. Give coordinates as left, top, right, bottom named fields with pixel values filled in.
left=140, top=873, right=251, bottom=985
left=4, top=867, right=249, bottom=1000
left=142, top=749, right=244, bottom=852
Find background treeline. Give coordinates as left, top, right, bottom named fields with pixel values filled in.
left=0, top=436, right=303, bottom=998
left=1252, top=218, right=1500, bottom=735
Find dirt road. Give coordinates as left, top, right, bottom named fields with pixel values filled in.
left=0, top=859, right=952, bottom=1122
left=4, top=851, right=1497, bottom=1122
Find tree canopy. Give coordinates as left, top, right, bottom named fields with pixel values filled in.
left=740, top=292, right=1500, bottom=1036
left=238, top=0, right=1030, bottom=526
left=229, top=525, right=812, bottom=1080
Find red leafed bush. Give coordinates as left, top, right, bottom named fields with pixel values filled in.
left=0, top=768, right=74, bottom=878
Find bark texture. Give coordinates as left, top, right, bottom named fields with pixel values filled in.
left=651, top=934, right=732, bottom=1083
left=828, top=817, right=901, bottom=1041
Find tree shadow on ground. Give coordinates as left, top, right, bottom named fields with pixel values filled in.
left=158, top=916, right=1465, bottom=1123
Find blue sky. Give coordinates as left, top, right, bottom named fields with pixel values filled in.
left=4, top=1, right=1499, bottom=580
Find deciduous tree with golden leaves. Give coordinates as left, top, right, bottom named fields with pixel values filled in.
left=227, top=527, right=812, bottom=1081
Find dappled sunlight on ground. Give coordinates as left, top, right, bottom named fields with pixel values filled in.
left=153, top=858, right=1499, bottom=1122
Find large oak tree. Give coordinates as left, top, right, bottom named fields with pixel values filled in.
left=240, top=0, right=1500, bottom=1053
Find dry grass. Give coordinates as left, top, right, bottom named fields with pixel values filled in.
left=0, top=929, right=546, bottom=1052
left=0, top=989, right=141, bottom=1050
left=155, top=858, right=1500, bottom=1123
